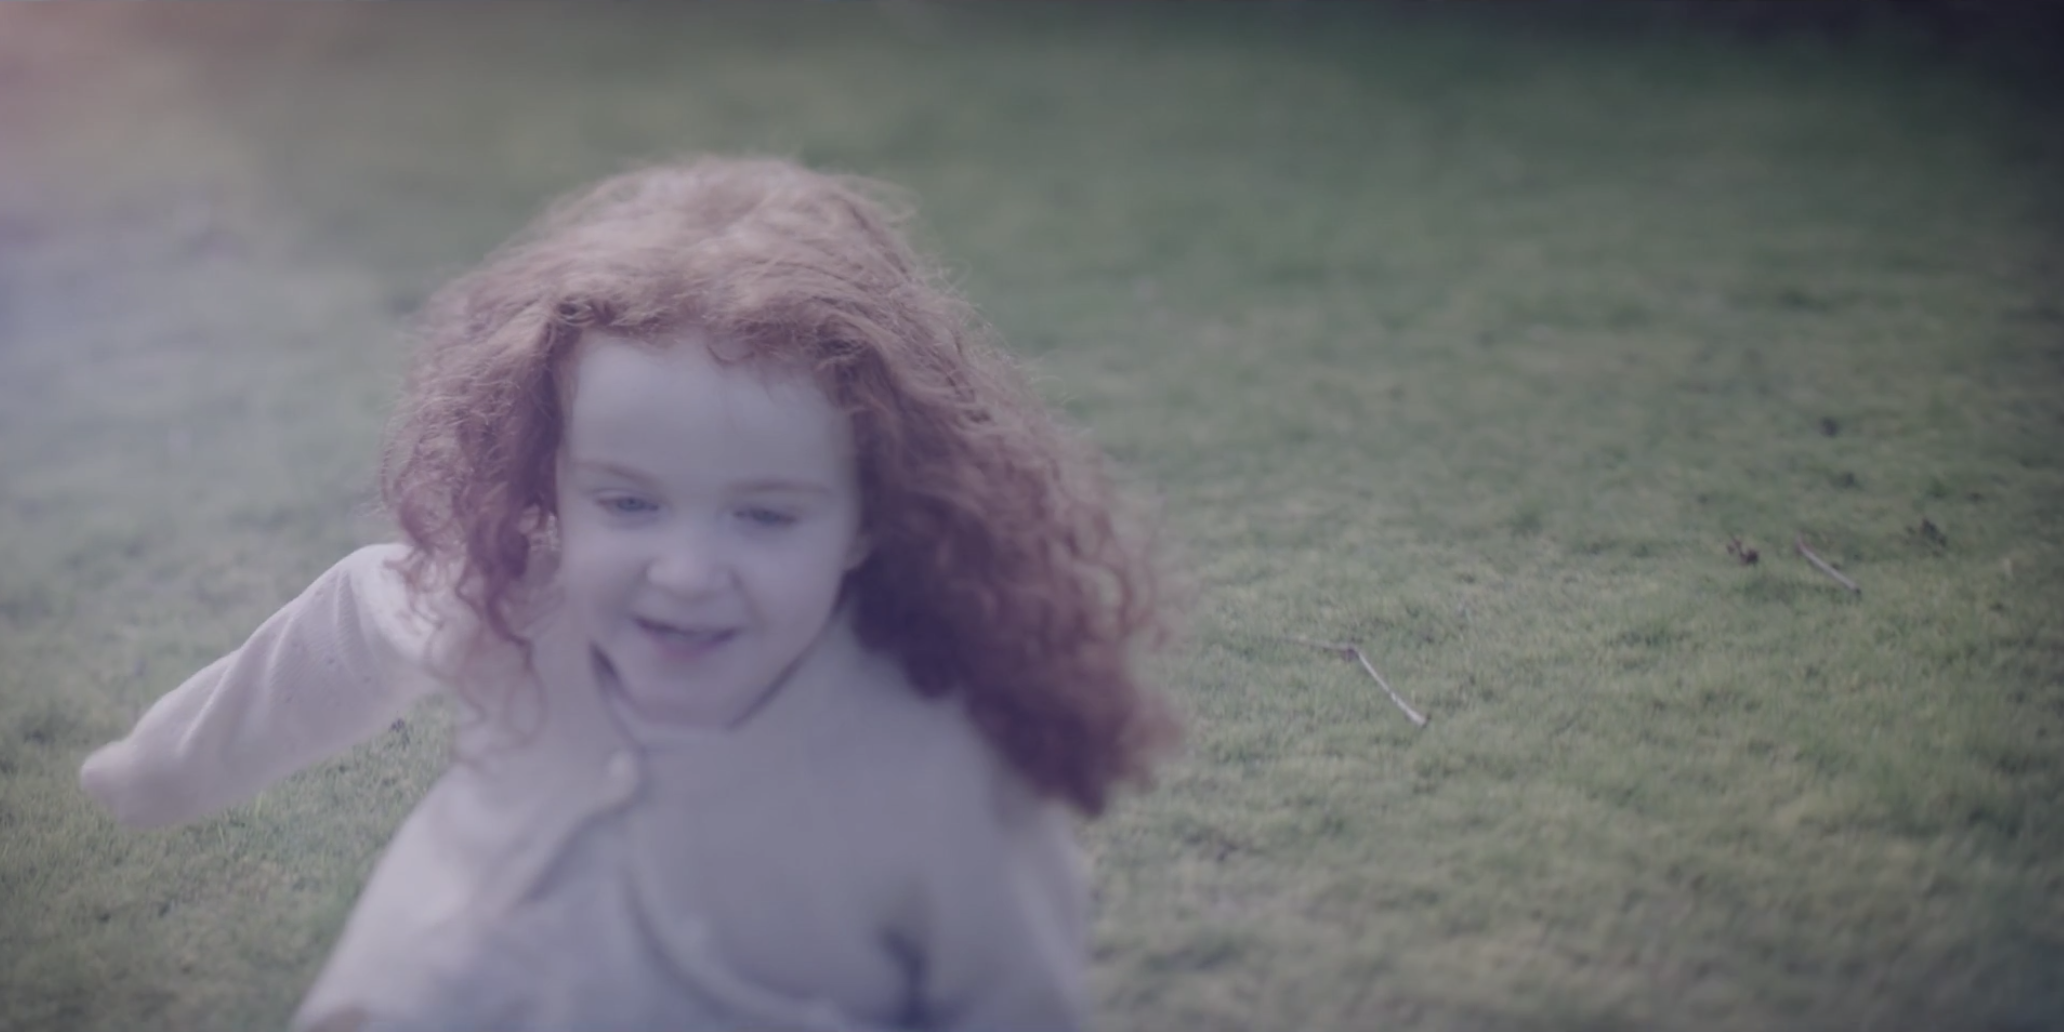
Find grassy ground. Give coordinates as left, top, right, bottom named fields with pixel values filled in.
left=3, top=5, right=2060, bottom=1031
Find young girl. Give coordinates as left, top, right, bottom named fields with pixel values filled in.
left=79, top=157, right=1179, bottom=1032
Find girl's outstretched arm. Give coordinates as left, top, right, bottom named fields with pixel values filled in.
left=79, top=544, right=448, bottom=829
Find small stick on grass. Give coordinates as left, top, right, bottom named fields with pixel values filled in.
left=1271, top=633, right=1430, bottom=727
left=1795, top=534, right=1861, bottom=595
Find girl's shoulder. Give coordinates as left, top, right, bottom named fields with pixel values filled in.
left=339, top=542, right=527, bottom=690
left=803, top=626, right=1045, bottom=824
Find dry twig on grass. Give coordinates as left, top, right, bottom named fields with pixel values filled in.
left=1272, top=633, right=1430, bottom=727
left=1794, top=534, right=1861, bottom=595
left=1726, top=535, right=1760, bottom=565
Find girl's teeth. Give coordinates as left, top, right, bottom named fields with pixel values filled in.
left=647, top=622, right=723, bottom=644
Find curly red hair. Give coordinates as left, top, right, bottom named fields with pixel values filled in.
left=381, top=157, right=1177, bottom=815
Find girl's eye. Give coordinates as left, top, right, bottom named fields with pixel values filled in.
left=600, top=495, right=658, bottom=516
left=738, top=506, right=797, bottom=529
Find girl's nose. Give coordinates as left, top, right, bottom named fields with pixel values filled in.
left=646, top=533, right=729, bottom=596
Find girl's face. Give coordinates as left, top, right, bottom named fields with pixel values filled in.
left=555, top=331, right=868, bottom=726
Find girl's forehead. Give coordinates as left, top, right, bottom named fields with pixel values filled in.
left=563, top=331, right=850, bottom=455
left=568, top=328, right=810, bottom=396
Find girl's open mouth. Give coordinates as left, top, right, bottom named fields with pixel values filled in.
left=636, top=619, right=737, bottom=656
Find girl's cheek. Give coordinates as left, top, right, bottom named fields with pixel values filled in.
left=841, top=529, right=871, bottom=571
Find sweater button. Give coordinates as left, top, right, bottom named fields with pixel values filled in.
left=603, top=750, right=640, bottom=805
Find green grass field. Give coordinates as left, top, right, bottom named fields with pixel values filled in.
left=3, top=5, right=2060, bottom=1031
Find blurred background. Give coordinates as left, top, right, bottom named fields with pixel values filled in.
left=3, top=4, right=2061, bottom=1031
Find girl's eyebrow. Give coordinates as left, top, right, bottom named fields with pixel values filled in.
left=569, top=461, right=831, bottom=498
left=567, top=459, right=657, bottom=485
left=728, top=478, right=833, bottom=498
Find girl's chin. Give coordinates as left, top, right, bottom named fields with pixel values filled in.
left=603, top=644, right=781, bottom=728
left=610, top=669, right=749, bottom=726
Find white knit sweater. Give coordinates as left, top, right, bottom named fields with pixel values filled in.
left=80, top=544, right=1089, bottom=1032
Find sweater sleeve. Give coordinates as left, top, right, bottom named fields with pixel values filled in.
left=79, top=543, right=449, bottom=829
left=909, top=757, right=1092, bottom=1032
